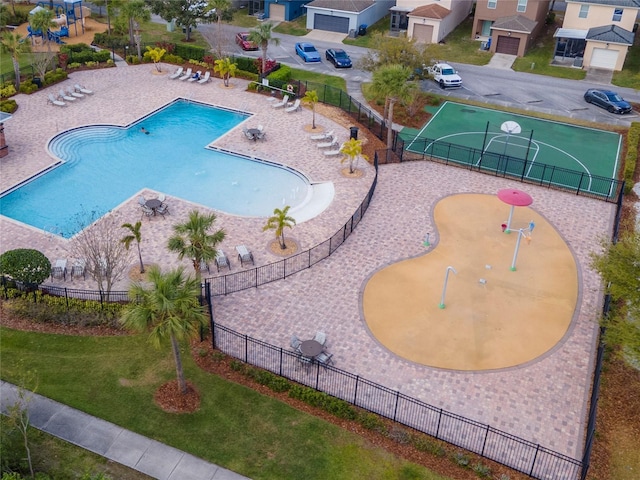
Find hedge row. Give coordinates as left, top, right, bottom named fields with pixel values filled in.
left=624, top=122, right=640, bottom=194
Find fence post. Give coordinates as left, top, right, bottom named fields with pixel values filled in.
left=315, top=363, right=320, bottom=390
left=481, top=424, right=490, bottom=457
left=279, top=347, right=283, bottom=376
left=529, top=444, right=540, bottom=477
left=283, top=258, right=287, bottom=279
left=576, top=172, right=584, bottom=196
left=65, top=288, right=69, bottom=309
left=244, top=334, right=248, bottom=363
left=353, top=375, right=359, bottom=405
left=393, top=389, right=400, bottom=421
left=435, top=408, right=443, bottom=439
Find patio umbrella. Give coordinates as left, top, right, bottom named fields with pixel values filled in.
left=497, top=189, right=533, bottom=233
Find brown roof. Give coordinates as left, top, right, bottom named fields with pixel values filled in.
left=305, top=0, right=375, bottom=12
left=408, top=4, right=451, bottom=20
left=491, top=15, right=537, bottom=34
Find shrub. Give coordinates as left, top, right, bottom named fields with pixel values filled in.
left=623, top=122, right=640, bottom=194
left=229, top=360, right=246, bottom=373
left=174, top=44, right=206, bottom=62
left=387, top=425, right=411, bottom=444
left=0, top=99, right=18, bottom=113
left=234, top=56, right=259, bottom=74
left=288, top=385, right=357, bottom=419
left=211, top=351, right=226, bottom=362
left=163, top=53, right=183, bottom=64
left=68, top=62, right=82, bottom=69
left=411, top=434, right=446, bottom=456
left=452, top=452, right=471, bottom=468
left=43, top=68, right=68, bottom=85
left=472, top=462, right=491, bottom=478
left=0, top=84, right=16, bottom=99
left=358, top=412, right=388, bottom=434
left=19, top=81, right=38, bottom=95
left=0, top=249, right=51, bottom=285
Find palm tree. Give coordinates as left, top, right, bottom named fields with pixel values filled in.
left=263, top=206, right=296, bottom=250
left=121, top=266, right=207, bottom=394
left=0, top=32, right=30, bottom=90
left=119, top=0, right=150, bottom=59
left=248, top=22, right=280, bottom=78
left=210, top=0, right=230, bottom=59
left=214, top=57, right=237, bottom=87
left=121, top=221, right=145, bottom=274
left=167, top=210, right=225, bottom=280
left=368, top=64, right=414, bottom=149
left=340, top=137, right=369, bottom=174
left=29, top=8, right=56, bottom=53
left=302, top=89, right=319, bottom=129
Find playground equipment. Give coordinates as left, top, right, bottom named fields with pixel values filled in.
left=439, top=266, right=457, bottom=309
left=35, top=0, right=85, bottom=37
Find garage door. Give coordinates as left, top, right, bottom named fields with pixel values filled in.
left=496, top=36, right=520, bottom=55
left=270, top=4, right=285, bottom=22
left=412, top=24, right=433, bottom=43
left=313, top=14, right=349, bottom=33
left=590, top=48, right=618, bottom=70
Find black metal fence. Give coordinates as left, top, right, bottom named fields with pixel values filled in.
left=208, top=318, right=583, bottom=479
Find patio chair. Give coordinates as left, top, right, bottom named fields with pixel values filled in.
left=215, top=250, right=231, bottom=272
left=197, top=71, right=211, bottom=84
left=310, top=130, right=334, bottom=141
left=199, top=259, right=210, bottom=274
left=272, top=94, right=289, bottom=109
left=51, top=258, right=68, bottom=281
left=285, top=98, right=301, bottom=113
left=290, top=335, right=302, bottom=352
left=256, top=130, right=266, bottom=141
left=59, top=89, right=77, bottom=102
left=169, top=66, right=184, bottom=79
left=178, top=68, right=193, bottom=81
left=188, top=70, right=202, bottom=82
left=137, top=195, right=146, bottom=206
left=156, top=203, right=169, bottom=216
left=67, top=86, right=84, bottom=99
left=157, top=193, right=166, bottom=203
left=316, top=352, right=333, bottom=366
left=48, top=94, right=66, bottom=107
left=71, top=259, right=86, bottom=280
left=236, top=245, right=254, bottom=267
left=141, top=204, right=154, bottom=219
left=316, top=136, right=338, bottom=149
left=74, top=84, right=94, bottom=95
left=313, top=331, right=327, bottom=347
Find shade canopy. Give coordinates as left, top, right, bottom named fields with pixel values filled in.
left=497, top=189, right=533, bottom=207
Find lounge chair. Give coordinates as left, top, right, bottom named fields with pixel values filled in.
left=313, top=331, right=327, bottom=347
left=48, top=94, right=66, bottom=107
left=51, top=259, right=67, bottom=281
left=199, top=259, right=210, bottom=274
left=317, top=136, right=338, bottom=149
left=178, top=68, right=193, bottom=81
left=59, top=89, right=76, bottom=102
left=187, top=70, right=202, bottom=82
left=67, top=86, right=84, bottom=99
left=197, top=71, right=211, bottom=84
left=324, top=146, right=344, bottom=157
left=272, top=94, right=289, bottom=109
left=236, top=245, right=254, bottom=267
left=215, top=250, right=231, bottom=272
left=71, top=259, right=86, bottom=280
left=310, top=130, right=334, bottom=141
left=74, top=84, right=93, bottom=95
left=285, top=98, right=301, bottom=113
left=169, top=66, right=184, bottom=79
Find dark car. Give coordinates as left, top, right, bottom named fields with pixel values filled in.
left=584, top=89, right=632, bottom=114
left=295, top=42, right=321, bottom=62
left=235, top=32, right=258, bottom=51
left=325, top=48, right=352, bottom=68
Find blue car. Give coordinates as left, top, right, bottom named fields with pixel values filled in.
left=325, top=48, right=352, bottom=68
left=295, top=42, right=321, bottom=63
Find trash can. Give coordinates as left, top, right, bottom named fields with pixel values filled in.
left=358, top=24, right=367, bottom=36
left=32, top=77, right=42, bottom=88
left=350, top=126, right=359, bottom=140
left=167, top=19, right=176, bottom=32
left=349, top=29, right=357, bottom=38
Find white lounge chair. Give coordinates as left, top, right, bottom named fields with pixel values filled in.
left=236, top=245, right=254, bottom=267
left=67, top=86, right=84, bottom=98
left=272, top=94, right=289, bottom=108
left=310, top=130, right=333, bottom=141
left=59, top=89, right=76, bottom=102
left=187, top=70, right=202, bottom=82
left=215, top=250, right=231, bottom=272
left=48, top=94, right=66, bottom=107
left=168, top=66, right=183, bottom=79
left=285, top=98, right=301, bottom=113
left=317, top=136, right=337, bottom=149
left=74, top=84, right=93, bottom=95
left=178, top=68, right=192, bottom=81
left=197, top=71, right=211, bottom=84
left=324, top=147, right=344, bottom=157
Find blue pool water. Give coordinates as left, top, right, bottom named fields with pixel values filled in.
left=0, top=100, right=309, bottom=237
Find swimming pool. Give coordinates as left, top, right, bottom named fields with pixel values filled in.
left=0, top=99, right=310, bottom=237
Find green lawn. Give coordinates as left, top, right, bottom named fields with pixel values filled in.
left=273, top=15, right=308, bottom=36
left=0, top=327, right=450, bottom=480
left=612, top=39, right=640, bottom=89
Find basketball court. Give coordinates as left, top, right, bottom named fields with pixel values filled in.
left=401, top=102, right=622, bottom=197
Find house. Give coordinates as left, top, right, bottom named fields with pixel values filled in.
left=472, top=0, right=552, bottom=56
left=554, top=0, right=637, bottom=71
left=392, top=0, right=474, bottom=44
left=304, top=0, right=395, bottom=34
left=263, top=0, right=313, bottom=21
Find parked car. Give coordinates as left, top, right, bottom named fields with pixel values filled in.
left=325, top=48, right=352, bottom=68
left=583, top=89, right=632, bottom=114
left=295, top=42, right=321, bottom=63
left=426, top=62, right=462, bottom=89
left=235, top=32, right=258, bottom=51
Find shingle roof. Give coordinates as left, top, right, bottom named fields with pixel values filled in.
left=305, top=0, right=375, bottom=12
left=567, top=0, right=640, bottom=8
left=491, top=15, right=538, bottom=33
left=408, top=4, right=451, bottom=20
left=587, top=24, right=635, bottom=44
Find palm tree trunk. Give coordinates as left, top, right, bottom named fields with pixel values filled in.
left=137, top=244, right=144, bottom=273
left=171, top=334, right=188, bottom=394
left=279, top=233, right=286, bottom=249
left=386, top=99, right=395, bottom=150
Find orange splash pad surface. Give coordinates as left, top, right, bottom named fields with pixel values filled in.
left=362, top=193, right=578, bottom=371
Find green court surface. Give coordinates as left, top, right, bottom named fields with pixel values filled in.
left=400, top=102, right=622, bottom=197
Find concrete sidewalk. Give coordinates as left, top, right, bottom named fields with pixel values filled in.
left=0, top=381, right=249, bottom=480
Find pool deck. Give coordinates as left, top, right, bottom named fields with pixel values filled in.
left=0, top=65, right=616, bottom=461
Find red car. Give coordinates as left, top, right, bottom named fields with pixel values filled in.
left=235, top=32, right=258, bottom=51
